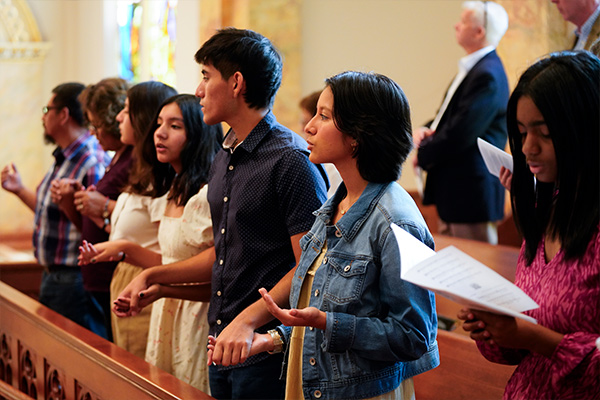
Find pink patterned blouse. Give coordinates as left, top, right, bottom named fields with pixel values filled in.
left=476, top=229, right=600, bottom=400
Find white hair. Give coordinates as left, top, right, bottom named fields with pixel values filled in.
left=463, top=1, right=509, bottom=47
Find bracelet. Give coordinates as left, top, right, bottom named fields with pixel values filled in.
left=267, top=328, right=284, bottom=354
left=102, top=197, right=110, bottom=219
left=119, top=252, right=126, bottom=262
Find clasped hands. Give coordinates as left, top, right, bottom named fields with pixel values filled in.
left=50, top=178, right=105, bottom=217
left=456, top=308, right=560, bottom=357
left=206, top=288, right=327, bottom=367
left=112, top=270, right=162, bottom=317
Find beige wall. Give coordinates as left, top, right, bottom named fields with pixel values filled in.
left=0, top=0, right=572, bottom=233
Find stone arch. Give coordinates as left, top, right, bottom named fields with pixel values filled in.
left=0, top=0, right=49, bottom=59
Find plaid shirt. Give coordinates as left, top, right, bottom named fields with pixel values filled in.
left=33, top=132, right=110, bottom=267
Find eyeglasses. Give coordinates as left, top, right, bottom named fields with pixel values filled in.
left=42, top=106, right=62, bottom=115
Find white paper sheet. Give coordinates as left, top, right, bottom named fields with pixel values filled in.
left=392, top=224, right=538, bottom=323
left=477, top=137, right=513, bottom=178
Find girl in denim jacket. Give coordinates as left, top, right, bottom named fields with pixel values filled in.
left=210, top=71, right=440, bottom=399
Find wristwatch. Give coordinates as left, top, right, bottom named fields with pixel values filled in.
left=267, top=328, right=284, bottom=354
left=102, top=197, right=110, bottom=230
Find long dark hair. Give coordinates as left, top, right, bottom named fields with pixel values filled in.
left=142, top=94, right=223, bottom=206
left=507, top=51, right=599, bottom=264
left=126, top=81, right=178, bottom=194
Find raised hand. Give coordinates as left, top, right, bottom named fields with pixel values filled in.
left=259, top=287, right=326, bottom=330
left=1, top=163, right=23, bottom=194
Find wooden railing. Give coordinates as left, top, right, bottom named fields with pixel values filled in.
left=0, top=281, right=212, bottom=400
left=0, top=231, right=41, bottom=299
left=0, top=231, right=521, bottom=399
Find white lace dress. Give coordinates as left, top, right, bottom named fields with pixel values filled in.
left=145, top=185, right=213, bottom=392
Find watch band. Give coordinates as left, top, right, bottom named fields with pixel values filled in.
left=267, top=328, right=284, bottom=354
left=102, top=197, right=110, bottom=219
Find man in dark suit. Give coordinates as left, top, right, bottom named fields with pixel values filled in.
left=415, top=1, right=509, bottom=244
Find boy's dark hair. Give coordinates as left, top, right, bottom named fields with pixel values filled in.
left=195, top=28, right=282, bottom=110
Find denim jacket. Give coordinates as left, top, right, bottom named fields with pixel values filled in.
left=279, top=181, right=440, bottom=399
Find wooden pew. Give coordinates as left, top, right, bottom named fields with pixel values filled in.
left=0, top=257, right=42, bottom=300
left=0, top=231, right=42, bottom=299
left=0, top=281, right=212, bottom=400
left=413, top=329, right=516, bottom=400
left=0, top=231, right=33, bottom=251
left=413, top=234, right=520, bottom=399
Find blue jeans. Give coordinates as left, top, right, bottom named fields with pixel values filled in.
left=39, top=269, right=108, bottom=339
left=209, top=354, right=285, bottom=399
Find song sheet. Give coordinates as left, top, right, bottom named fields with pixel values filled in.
left=392, top=224, right=538, bottom=323
left=477, top=137, right=513, bottom=178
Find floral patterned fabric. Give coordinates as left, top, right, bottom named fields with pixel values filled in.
left=145, top=185, right=213, bottom=392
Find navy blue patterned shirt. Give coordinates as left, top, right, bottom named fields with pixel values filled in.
left=207, top=112, right=327, bottom=367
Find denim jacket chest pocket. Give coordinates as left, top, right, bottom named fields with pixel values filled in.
left=321, top=254, right=371, bottom=307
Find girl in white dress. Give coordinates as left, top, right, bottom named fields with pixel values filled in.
left=80, top=94, right=222, bottom=392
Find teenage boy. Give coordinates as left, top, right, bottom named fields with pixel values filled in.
left=114, top=28, right=327, bottom=399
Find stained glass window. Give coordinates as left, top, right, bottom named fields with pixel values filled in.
left=117, top=0, right=177, bottom=86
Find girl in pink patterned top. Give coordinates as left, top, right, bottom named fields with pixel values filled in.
left=458, top=51, right=600, bottom=400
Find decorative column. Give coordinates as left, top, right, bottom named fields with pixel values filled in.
left=0, top=0, right=51, bottom=233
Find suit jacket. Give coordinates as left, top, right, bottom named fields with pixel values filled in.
left=417, top=50, right=509, bottom=224
left=575, top=12, right=600, bottom=50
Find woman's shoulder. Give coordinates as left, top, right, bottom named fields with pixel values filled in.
left=376, top=183, right=434, bottom=248
left=182, top=185, right=210, bottom=219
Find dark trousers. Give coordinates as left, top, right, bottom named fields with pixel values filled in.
left=209, top=353, right=285, bottom=399
left=39, top=268, right=111, bottom=340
